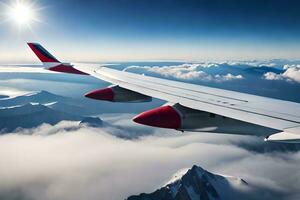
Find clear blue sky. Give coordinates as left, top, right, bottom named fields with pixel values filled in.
left=0, top=0, right=300, bottom=62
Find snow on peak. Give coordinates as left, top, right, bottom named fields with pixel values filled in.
left=164, top=168, right=190, bottom=186
left=127, top=165, right=249, bottom=200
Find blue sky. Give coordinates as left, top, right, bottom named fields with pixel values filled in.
left=1, top=0, right=300, bottom=62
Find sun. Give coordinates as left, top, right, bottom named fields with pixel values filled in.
left=9, top=2, right=34, bottom=25
left=5, top=0, right=38, bottom=26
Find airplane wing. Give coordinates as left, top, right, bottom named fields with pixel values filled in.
left=24, top=43, right=300, bottom=143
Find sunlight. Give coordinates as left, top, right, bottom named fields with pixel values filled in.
left=5, top=0, right=38, bottom=27
left=9, top=2, right=34, bottom=25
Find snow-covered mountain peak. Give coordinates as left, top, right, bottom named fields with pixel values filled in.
left=127, top=165, right=248, bottom=200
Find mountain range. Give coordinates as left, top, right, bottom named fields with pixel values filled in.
left=0, top=103, right=81, bottom=133
left=0, top=91, right=95, bottom=132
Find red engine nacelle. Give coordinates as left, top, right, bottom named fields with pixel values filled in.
left=85, top=85, right=152, bottom=103
left=133, top=103, right=278, bottom=135
left=133, top=103, right=206, bottom=130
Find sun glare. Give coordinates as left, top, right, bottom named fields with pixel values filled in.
left=7, top=0, right=37, bottom=26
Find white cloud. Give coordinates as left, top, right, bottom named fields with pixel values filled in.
left=264, top=67, right=300, bottom=83
left=263, top=72, right=284, bottom=81
left=124, top=64, right=243, bottom=82
left=0, top=121, right=298, bottom=200
left=226, top=60, right=277, bottom=67
left=215, top=73, right=244, bottom=82
left=282, top=67, right=300, bottom=83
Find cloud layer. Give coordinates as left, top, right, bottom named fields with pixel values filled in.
left=122, top=61, right=300, bottom=86
left=124, top=64, right=244, bottom=82
left=0, top=121, right=299, bottom=200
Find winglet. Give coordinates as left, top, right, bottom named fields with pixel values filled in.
left=27, top=43, right=60, bottom=63
left=27, top=42, right=88, bottom=75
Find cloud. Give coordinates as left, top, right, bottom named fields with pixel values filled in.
left=214, top=73, right=244, bottom=81
left=124, top=64, right=243, bottom=82
left=263, top=72, right=284, bottom=81
left=225, top=60, right=277, bottom=67
left=263, top=66, right=300, bottom=83
left=282, top=67, right=300, bottom=83
left=0, top=121, right=299, bottom=200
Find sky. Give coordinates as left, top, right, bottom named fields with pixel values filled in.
left=1, top=0, right=300, bottom=62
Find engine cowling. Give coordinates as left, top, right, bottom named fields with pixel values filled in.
left=85, top=85, right=152, bottom=103
left=133, top=103, right=279, bottom=135
left=133, top=103, right=206, bottom=130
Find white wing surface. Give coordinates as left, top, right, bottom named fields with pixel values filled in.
left=75, top=64, right=300, bottom=138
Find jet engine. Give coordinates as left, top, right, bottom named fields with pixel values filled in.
left=132, top=103, right=208, bottom=130
left=85, top=85, right=152, bottom=103
left=133, top=103, right=276, bottom=134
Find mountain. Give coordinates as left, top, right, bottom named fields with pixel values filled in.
left=0, top=90, right=63, bottom=107
left=79, top=117, right=103, bottom=127
left=0, top=90, right=155, bottom=133
left=0, top=90, right=95, bottom=116
left=127, top=165, right=249, bottom=200
left=0, top=103, right=82, bottom=133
